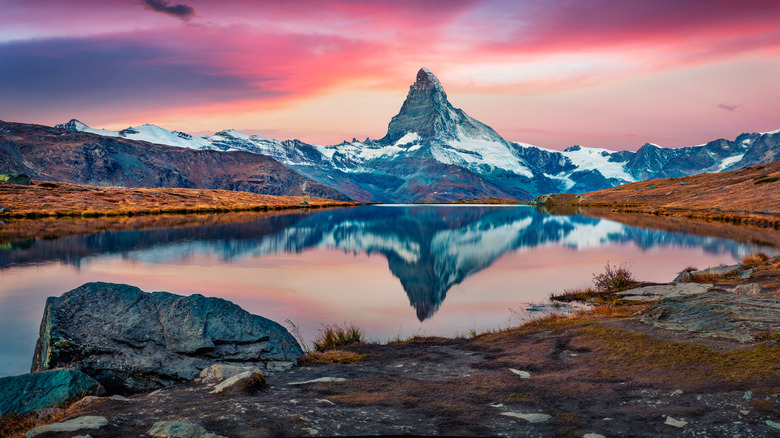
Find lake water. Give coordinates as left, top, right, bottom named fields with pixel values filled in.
left=0, top=205, right=774, bottom=377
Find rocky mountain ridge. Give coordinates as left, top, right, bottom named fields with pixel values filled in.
left=56, top=68, right=780, bottom=202
left=0, top=121, right=349, bottom=200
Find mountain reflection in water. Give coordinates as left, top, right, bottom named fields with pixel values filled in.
left=1, top=205, right=772, bottom=321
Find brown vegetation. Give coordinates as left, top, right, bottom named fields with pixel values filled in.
left=0, top=180, right=357, bottom=219
left=545, top=160, right=780, bottom=226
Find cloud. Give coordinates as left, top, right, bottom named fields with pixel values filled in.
left=717, top=103, right=741, bottom=112
left=142, top=0, right=196, bottom=21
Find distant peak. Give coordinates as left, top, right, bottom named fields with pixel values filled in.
left=55, top=119, right=89, bottom=131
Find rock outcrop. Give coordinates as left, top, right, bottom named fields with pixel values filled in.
left=640, top=291, right=780, bottom=342
left=0, top=368, right=103, bottom=417
left=32, top=282, right=303, bottom=393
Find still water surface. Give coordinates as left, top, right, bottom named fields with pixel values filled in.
left=0, top=205, right=773, bottom=376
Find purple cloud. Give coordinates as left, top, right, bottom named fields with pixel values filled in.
left=142, top=0, right=196, bottom=21
left=717, top=103, right=741, bottom=112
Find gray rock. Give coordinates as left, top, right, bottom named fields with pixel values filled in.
left=740, top=269, right=754, bottom=279
left=197, top=364, right=261, bottom=384
left=693, top=264, right=740, bottom=276
left=288, top=377, right=346, bottom=385
left=147, top=421, right=225, bottom=438
left=0, top=207, right=10, bottom=213
left=32, top=282, right=302, bottom=393
left=210, top=371, right=265, bottom=394
left=673, top=270, right=693, bottom=283
left=509, top=369, right=531, bottom=378
left=26, top=416, right=107, bottom=438
left=500, top=411, right=551, bottom=423
left=0, top=369, right=103, bottom=417
left=641, top=291, right=780, bottom=342
left=616, top=283, right=711, bottom=301
left=664, top=416, right=687, bottom=428
left=731, top=283, right=767, bottom=295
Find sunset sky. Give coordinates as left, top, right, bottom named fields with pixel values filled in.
left=2, top=0, right=779, bottom=150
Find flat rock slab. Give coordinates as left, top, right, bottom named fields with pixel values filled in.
left=147, top=421, right=225, bottom=438
left=26, top=415, right=107, bottom=438
left=0, top=368, right=102, bottom=417
left=641, top=291, right=780, bottom=342
left=616, top=283, right=713, bottom=301
left=32, top=282, right=302, bottom=394
left=500, top=412, right=552, bottom=423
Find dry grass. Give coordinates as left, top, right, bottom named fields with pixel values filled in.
left=741, top=252, right=770, bottom=269
left=572, top=161, right=780, bottom=227
left=584, top=325, right=780, bottom=391
left=0, top=180, right=357, bottom=219
left=300, top=350, right=367, bottom=365
left=329, top=391, right=418, bottom=406
left=313, top=323, right=364, bottom=352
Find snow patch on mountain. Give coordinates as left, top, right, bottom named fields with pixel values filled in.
left=717, top=154, right=744, bottom=171
left=561, top=147, right=634, bottom=182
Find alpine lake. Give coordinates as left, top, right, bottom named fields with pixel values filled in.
left=1, top=204, right=777, bottom=377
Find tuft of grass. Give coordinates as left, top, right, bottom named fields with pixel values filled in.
left=754, top=176, right=779, bottom=184
left=300, top=350, right=367, bottom=364
left=314, top=323, right=364, bottom=351
left=592, top=262, right=635, bottom=292
left=740, top=252, right=770, bottom=269
left=683, top=265, right=698, bottom=272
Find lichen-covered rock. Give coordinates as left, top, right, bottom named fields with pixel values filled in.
left=25, top=415, right=108, bottom=438
left=0, top=369, right=103, bottom=417
left=31, top=282, right=302, bottom=393
left=640, top=291, right=780, bottom=342
left=147, top=421, right=225, bottom=438
left=731, top=283, right=768, bottom=295
left=196, top=364, right=261, bottom=384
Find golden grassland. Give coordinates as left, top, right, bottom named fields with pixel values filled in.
left=577, top=161, right=780, bottom=226
left=0, top=180, right=357, bottom=219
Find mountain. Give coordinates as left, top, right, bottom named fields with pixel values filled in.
left=0, top=121, right=349, bottom=200
left=55, top=69, right=780, bottom=202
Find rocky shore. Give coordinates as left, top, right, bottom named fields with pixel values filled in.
left=2, top=263, right=779, bottom=437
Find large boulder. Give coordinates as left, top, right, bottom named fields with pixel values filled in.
left=0, top=368, right=103, bottom=417
left=31, top=282, right=303, bottom=393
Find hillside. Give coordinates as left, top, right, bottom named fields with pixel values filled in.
left=0, top=121, right=349, bottom=201
left=578, top=160, right=780, bottom=226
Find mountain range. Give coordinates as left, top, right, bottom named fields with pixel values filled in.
left=2, top=68, right=779, bottom=202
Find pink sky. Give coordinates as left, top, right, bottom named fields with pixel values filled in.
left=1, top=0, right=779, bottom=150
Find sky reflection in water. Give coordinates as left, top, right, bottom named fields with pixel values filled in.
left=0, top=205, right=773, bottom=377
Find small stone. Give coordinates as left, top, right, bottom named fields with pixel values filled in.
left=740, top=269, right=754, bottom=279
left=501, top=412, right=551, bottom=423
left=198, top=364, right=262, bottom=384
left=740, top=410, right=750, bottom=415
left=490, top=403, right=505, bottom=408
left=744, top=391, right=753, bottom=400
left=0, top=207, right=10, bottom=213
left=147, top=421, right=225, bottom=438
left=673, top=270, right=692, bottom=283
left=583, top=434, right=606, bottom=438
left=509, top=369, right=531, bottom=378
left=210, top=371, right=265, bottom=394
left=288, top=377, right=346, bottom=385
left=664, top=416, right=687, bottom=428
left=767, top=420, right=780, bottom=430
left=731, top=284, right=767, bottom=295
left=670, top=389, right=683, bottom=396
left=316, top=399, right=336, bottom=406
left=26, top=416, right=108, bottom=438
left=303, top=428, right=319, bottom=435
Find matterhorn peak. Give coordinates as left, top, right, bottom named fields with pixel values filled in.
left=381, top=68, right=506, bottom=145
